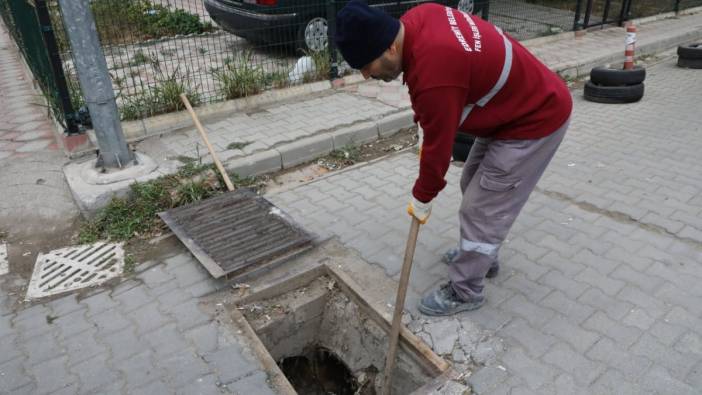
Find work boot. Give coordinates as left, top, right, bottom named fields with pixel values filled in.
left=418, top=282, right=485, bottom=316
left=441, top=248, right=500, bottom=278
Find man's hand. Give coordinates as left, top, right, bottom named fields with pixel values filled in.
left=407, top=196, right=432, bottom=224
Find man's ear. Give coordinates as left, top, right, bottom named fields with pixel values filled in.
left=387, top=41, right=399, bottom=55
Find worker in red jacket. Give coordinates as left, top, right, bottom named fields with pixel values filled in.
left=336, top=0, right=572, bottom=315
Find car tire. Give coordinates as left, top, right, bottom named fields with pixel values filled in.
left=584, top=81, right=644, bottom=104
left=452, top=133, right=474, bottom=162
left=589, top=66, right=646, bottom=86
left=677, top=57, right=702, bottom=69
left=297, top=16, right=328, bottom=53
left=677, top=43, right=702, bottom=60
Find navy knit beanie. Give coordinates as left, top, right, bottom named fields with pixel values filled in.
left=335, top=0, right=401, bottom=69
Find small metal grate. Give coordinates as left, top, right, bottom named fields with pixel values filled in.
left=26, top=242, right=124, bottom=299
left=0, top=243, right=7, bottom=276
left=160, top=190, right=313, bottom=278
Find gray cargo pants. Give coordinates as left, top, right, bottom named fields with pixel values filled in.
left=449, top=119, right=570, bottom=300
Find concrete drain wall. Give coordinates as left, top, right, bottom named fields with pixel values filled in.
left=234, top=267, right=450, bottom=394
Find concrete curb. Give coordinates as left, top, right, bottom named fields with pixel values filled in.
left=223, top=109, right=415, bottom=177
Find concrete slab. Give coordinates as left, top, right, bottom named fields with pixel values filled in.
left=277, top=134, right=334, bottom=169
left=378, top=110, right=414, bottom=138
left=331, top=122, right=380, bottom=149
left=63, top=152, right=165, bottom=217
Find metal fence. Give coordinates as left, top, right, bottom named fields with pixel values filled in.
left=0, top=0, right=77, bottom=133
left=4, top=0, right=702, bottom=127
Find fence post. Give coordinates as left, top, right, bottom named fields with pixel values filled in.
left=674, top=0, right=680, bottom=14
left=57, top=0, right=133, bottom=168
left=33, top=0, right=79, bottom=135
left=326, top=0, right=339, bottom=80
left=573, top=0, right=583, bottom=31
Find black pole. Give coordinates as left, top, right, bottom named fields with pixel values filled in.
left=573, top=0, right=583, bottom=31
left=601, top=0, right=611, bottom=27
left=583, top=0, right=594, bottom=29
left=34, top=0, right=80, bottom=135
left=480, top=0, right=490, bottom=20
left=674, top=0, right=680, bottom=14
left=326, top=0, right=338, bottom=80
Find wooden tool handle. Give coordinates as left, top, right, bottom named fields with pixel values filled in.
left=382, top=217, right=421, bottom=395
left=180, top=94, right=236, bottom=192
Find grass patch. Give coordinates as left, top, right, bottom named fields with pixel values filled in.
left=212, top=53, right=266, bottom=100
left=91, top=0, right=214, bottom=45
left=78, top=162, right=264, bottom=243
left=317, top=144, right=361, bottom=170
left=302, top=48, right=331, bottom=83
left=118, top=58, right=200, bottom=120
left=227, top=141, right=252, bottom=150
left=124, top=254, right=136, bottom=274
left=129, top=50, right=150, bottom=67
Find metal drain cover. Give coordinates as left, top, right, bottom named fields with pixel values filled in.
left=0, top=243, right=7, bottom=276
left=159, top=189, right=313, bottom=278
left=26, top=242, right=124, bottom=299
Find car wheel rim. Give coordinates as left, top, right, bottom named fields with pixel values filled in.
left=457, top=0, right=474, bottom=13
left=305, top=17, right=328, bottom=52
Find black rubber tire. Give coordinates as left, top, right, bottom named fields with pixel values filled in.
left=452, top=134, right=474, bottom=162
left=677, top=43, right=702, bottom=60
left=589, top=66, right=646, bottom=86
left=677, top=57, right=702, bottom=69
left=584, top=81, right=644, bottom=104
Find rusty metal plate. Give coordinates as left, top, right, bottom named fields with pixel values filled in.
left=159, top=190, right=313, bottom=279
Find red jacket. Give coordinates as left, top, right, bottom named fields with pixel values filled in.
left=401, top=4, right=572, bottom=202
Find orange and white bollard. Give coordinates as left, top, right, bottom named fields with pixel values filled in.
left=624, top=23, right=637, bottom=70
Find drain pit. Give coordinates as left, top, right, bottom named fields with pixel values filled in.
left=280, top=346, right=364, bottom=395
left=236, top=271, right=448, bottom=394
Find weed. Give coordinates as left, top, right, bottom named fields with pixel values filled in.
left=90, top=0, right=213, bottom=44
left=46, top=315, right=58, bottom=324
left=118, top=58, right=200, bottom=120
left=198, top=47, right=209, bottom=55
left=212, top=53, right=265, bottom=100
left=227, top=141, right=252, bottom=150
left=160, top=48, right=177, bottom=58
left=124, top=255, right=136, bottom=274
left=78, top=163, right=263, bottom=242
left=130, top=50, right=150, bottom=67
left=265, top=71, right=290, bottom=89
left=302, top=48, right=332, bottom=82
left=328, top=144, right=360, bottom=162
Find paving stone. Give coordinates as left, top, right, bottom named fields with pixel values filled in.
left=498, top=318, right=558, bottom=359
left=542, top=342, right=604, bottom=387
left=501, top=272, right=552, bottom=303
left=467, top=365, right=510, bottom=394
left=47, top=295, right=84, bottom=317
left=424, top=318, right=460, bottom=356
left=586, top=337, right=652, bottom=381
left=89, top=308, right=132, bottom=335
left=63, top=330, right=106, bottom=367
left=0, top=359, right=32, bottom=393
left=0, top=335, right=22, bottom=365
left=164, top=299, right=212, bottom=331
left=542, top=315, right=600, bottom=353
left=609, top=264, right=665, bottom=293
left=114, top=351, right=160, bottom=389
left=144, top=323, right=192, bottom=358
left=131, top=302, right=173, bottom=335
left=137, top=264, right=176, bottom=289
left=500, top=347, right=558, bottom=391
left=70, top=355, right=121, bottom=394
left=81, top=292, right=120, bottom=317
left=582, top=311, right=642, bottom=349
left=500, top=294, right=555, bottom=329
left=648, top=319, right=687, bottom=347
left=540, top=290, right=595, bottom=324
left=175, top=373, right=222, bottom=395
left=158, top=351, right=212, bottom=387
left=538, top=270, right=590, bottom=300
left=53, top=309, right=93, bottom=339
left=127, top=379, right=173, bottom=395
left=630, top=333, right=696, bottom=382
left=622, top=308, right=657, bottom=331
left=228, top=371, right=276, bottom=395
left=184, top=322, right=220, bottom=355
left=674, top=331, right=702, bottom=356
left=114, top=286, right=153, bottom=313
left=578, top=288, right=634, bottom=321
left=23, top=330, right=64, bottom=366
left=590, top=369, right=654, bottom=395
left=203, top=345, right=257, bottom=385
left=617, top=285, right=669, bottom=319
left=101, top=326, right=148, bottom=362
left=639, top=365, right=698, bottom=395
left=32, top=356, right=73, bottom=395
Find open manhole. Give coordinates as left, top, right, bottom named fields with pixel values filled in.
left=26, top=242, right=124, bottom=299
left=230, top=265, right=454, bottom=394
left=160, top=190, right=313, bottom=279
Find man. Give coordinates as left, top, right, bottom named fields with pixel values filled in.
left=335, top=0, right=572, bottom=315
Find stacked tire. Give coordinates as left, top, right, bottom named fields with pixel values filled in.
left=677, top=43, right=702, bottom=69
left=584, top=66, right=646, bottom=104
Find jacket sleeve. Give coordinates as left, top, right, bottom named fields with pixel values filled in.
left=411, top=86, right=466, bottom=203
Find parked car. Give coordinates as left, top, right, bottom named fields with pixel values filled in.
left=204, top=0, right=489, bottom=52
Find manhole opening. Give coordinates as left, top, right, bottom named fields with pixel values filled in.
left=239, top=274, right=443, bottom=394
left=280, top=346, right=365, bottom=395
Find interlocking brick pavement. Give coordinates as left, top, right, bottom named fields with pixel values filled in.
left=267, top=56, right=702, bottom=393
